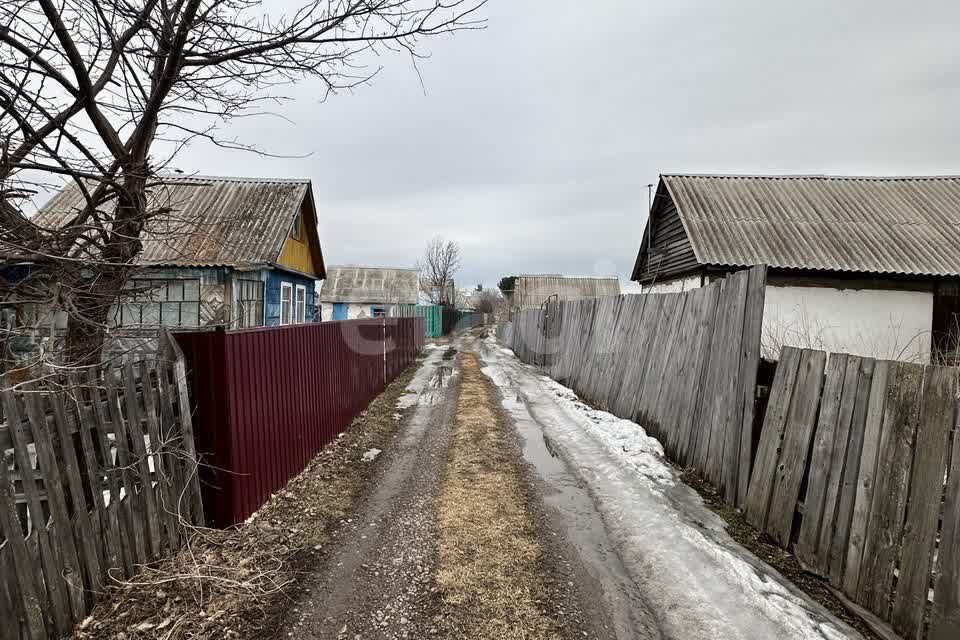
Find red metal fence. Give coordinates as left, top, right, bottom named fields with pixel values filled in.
left=174, top=317, right=424, bottom=527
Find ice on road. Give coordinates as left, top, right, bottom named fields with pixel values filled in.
left=479, top=336, right=862, bottom=640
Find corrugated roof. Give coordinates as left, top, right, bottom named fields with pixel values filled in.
left=33, top=175, right=313, bottom=269
left=661, top=174, right=960, bottom=276
left=513, top=275, right=620, bottom=308
left=319, top=265, right=419, bottom=304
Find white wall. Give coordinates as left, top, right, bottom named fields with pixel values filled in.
left=762, top=283, right=933, bottom=362
left=642, top=275, right=702, bottom=294
left=319, top=302, right=372, bottom=322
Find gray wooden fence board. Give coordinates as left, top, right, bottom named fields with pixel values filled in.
left=891, top=365, right=956, bottom=639
left=745, top=346, right=803, bottom=529
left=736, top=265, right=767, bottom=506
left=0, top=459, right=47, bottom=639
left=829, top=357, right=874, bottom=586
left=858, top=362, right=923, bottom=617
left=766, top=348, right=827, bottom=547
left=795, top=353, right=849, bottom=572
left=930, top=408, right=960, bottom=640
left=718, top=271, right=750, bottom=503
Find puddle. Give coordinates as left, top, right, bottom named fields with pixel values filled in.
left=429, top=366, right=453, bottom=389
left=505, top=391, right=659, bottom=640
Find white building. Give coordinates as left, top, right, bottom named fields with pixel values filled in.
left=318, top=265, right=419, bottom=321
left=632, top=174, right=960, bottom=363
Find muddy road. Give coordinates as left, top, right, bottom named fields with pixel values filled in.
left=280, top=332, right=861, bottom=640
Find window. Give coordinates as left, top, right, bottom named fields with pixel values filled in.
left=290, top=211, right=302, bottom=241
left=371, top=305, right=386, bottom=318
left=280, top=282, right=292, bottom=325
left=236, top=279, right=264, bottom=328
left=115, top=278, right=201, bottom=328
left=294, top=285, right=307, bottom=324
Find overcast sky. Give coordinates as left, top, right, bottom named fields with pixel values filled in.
left=174, top=0, right=960, bottom=289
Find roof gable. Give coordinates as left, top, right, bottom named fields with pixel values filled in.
left=645, top=174, right=960, bottom=278
left=34, top=175, right=319, bottom=270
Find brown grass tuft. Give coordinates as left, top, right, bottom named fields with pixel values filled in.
left=435, top=353, right=561, bottom=640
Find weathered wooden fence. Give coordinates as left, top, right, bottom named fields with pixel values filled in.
left=174, top=317, right=424, bottom=527
left=506, top=266, right=767, bottom=505
left=745, top=347, right=960, bottom=640
left=0, top=345, right=203, bottom=640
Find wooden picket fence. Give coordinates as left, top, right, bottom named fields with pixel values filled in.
left=0, top=340, right=203, bottom=639
left=506, top=266, right=767, bottom=506
left=746, top=347, right=959, bottom=640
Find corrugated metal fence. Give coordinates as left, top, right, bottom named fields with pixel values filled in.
left=175, top=317, right=423, bottom=527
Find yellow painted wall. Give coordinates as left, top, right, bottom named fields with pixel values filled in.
left=277, top=201, right=318, bottom=276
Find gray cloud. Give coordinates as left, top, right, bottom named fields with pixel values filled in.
left=174, top=0, right=960, bottom=288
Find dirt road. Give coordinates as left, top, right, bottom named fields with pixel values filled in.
left=281, top=332, right=863, bottom=640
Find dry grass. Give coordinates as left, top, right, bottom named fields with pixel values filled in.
left=435, top=353, right=561, bottom=640
left=72, top=361, right=422, bottom=640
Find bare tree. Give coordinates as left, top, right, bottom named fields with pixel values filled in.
left=472, top=287, right=501, bottom=314
left=0, top=0, right=485, bottom=365
left=417, top=236, right=460, bottom=305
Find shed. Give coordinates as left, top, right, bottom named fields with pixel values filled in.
left=318, top=265, right=419, bottom=320
left=632, top=174, right=960, bottom=362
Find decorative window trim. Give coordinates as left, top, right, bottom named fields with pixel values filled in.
left=294, top=284, right=307, bottom=324
left=280, top=282, right=293, bottom=325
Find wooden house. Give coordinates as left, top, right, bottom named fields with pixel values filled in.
left=632, top=174, right=960, bottom=362
left=31, top=175, right=326, bottom=331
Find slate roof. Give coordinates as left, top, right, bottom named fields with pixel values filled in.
left=660, top=174, right=960, bottom=277
left=319, top=266, right=419, bottom=304
left=33, top=175, right=321, bottom=273
left=511, top=275, right=620, bottom=308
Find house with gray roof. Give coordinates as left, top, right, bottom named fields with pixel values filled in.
left=632, top=174, right=960, bottom=362
left=318, top=265, right=419, bottom=321
left=30, top=175, right=326, bottom=330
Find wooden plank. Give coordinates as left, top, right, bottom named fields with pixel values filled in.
left=1, top=390, right=73, bottom=635
left=718, top=271, right=750, bottom=504
left=48, top=391, right=103, bottom=599
left=0, top=457, right=47, bottom=639
left=172, top=354, right=205, bottom=527
left=891, top=365, right=956, bottom=639
left=828, top=586, right=909, bottom=640
left=930, top=402, right=960, bottom=640
left=736, top=265, right=767, bottom=507
left=103, top=369, right=148, bottom=566
left=842, top=360, right=890, bottom=596
left=795, top=353, right=849, bottom=573
left=140, top=360, right=180, bottom=552
left=858, top=362, right=923, bottom=618
left=22, top=392, right=86, bottom=622
left=766, top=348, right=827, bottom=547
left=677, top=284, right=721, bottom=465
left=0, top=541, right=23, bottom=640
left=86, top=369, right=134, bottom=578
left=122, top=361, right=162, bottom=559
left=70, top=371, right=122, bottom=578
left=745, top=346, right=803, bottom=529
left=815, top=356, right=862, bottom=579
left=692, top=278, right=729, bottom=475
left=829, top=357, right=875, bottom=586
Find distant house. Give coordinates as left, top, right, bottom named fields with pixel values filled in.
left=632, top=174, right=960, bottom=362
left=318, top=265, right=418, bottom=321
left=32, top=175, right=326, bottom=330
left=503, top=275, right=620, bottom=310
